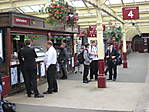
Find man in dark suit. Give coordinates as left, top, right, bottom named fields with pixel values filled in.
left=18, top=40, right=44, bottom=98
left=105, top=43, right=119, bottom=81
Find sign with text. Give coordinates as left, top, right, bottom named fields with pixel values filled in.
left=122, top=7, right=139, bottom=20
left=88, top=25, right=97, bottom=37
left=14, top=16, right=30, bottom=25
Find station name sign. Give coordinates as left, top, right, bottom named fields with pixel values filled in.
left=14, top=16, right=30, bottom=25
left=122, top=7, right=139, bottom=20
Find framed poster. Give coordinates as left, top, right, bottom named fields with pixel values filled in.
left=0, top=30, right=3, bottom=59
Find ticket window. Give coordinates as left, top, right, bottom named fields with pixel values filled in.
left=11, top=35, right=25, bottom=62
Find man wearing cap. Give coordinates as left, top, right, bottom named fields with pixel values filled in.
left=105, top=43, right=119, bottom=81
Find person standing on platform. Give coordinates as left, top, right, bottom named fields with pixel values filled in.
left=105, top=43, right=119, bottom=81
left=88, top=41, right=98, bottom=80
left=58, top=43, right=68, bottom=79
left=83, top=43, right=91, bottom=83
left=18, top=40, right=44, bottom=98
left=43, top=41, right=58, bottom=94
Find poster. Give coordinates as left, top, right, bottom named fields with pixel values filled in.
left=0, top=30, right=3, bottom=59
left=11, top=67, right=18, bottom=85
left=40, top=62, right=46, bottom=76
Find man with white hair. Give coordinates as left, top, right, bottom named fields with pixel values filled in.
left=43, top=41, right=58, bottom=94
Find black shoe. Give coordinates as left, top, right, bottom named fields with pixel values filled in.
left=27, top=94, right=31, bottom=97
left=53, top=90, right=58, bottom=92
left=83, top=80, right=88, bottom=83
left=62, top=76, right=67, bottom=79
left=107, top=78, right=112, bottom=80
left=43, top=91, right=52, bottom=94
left=34, top=93, right=44, bottom=98
left=113, top=79, right=116, bottom=81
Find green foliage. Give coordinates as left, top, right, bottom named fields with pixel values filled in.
left=103, top=26, right=123, bottom=43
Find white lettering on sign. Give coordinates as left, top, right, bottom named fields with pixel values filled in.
left=16, top=18, right=27, bottom=23
left=128, top=11, right=134, bottom=18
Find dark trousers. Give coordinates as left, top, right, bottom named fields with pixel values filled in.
left=108, top=63, right=117, bottom=79
left=60, top=62, right=67, bottom=78
left=83, top=64, right=90, bottom=81
left=23, top=67, right=39, bottom=96
left=47, top=64, right=58, bottom=92
left=90, top=60, right=98, bottom=80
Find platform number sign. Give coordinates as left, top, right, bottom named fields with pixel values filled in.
left=122, top=7, right=139, bottom=20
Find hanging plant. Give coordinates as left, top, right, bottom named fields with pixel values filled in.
left=42, top=0, right=78, bottom=26
left=103, top=26, right=123, bottom=43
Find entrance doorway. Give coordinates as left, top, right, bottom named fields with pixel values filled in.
left=132, top=35, right=144, bottom=53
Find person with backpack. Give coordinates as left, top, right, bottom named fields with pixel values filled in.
left=83, top=43, right=91, bottom=83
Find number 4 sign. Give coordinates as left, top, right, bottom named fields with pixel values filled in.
left=122, top=7, right=139, bottom=20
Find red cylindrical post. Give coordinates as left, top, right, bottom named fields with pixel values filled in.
left=98, top=59, right=106, bottom=88
left=123, top=52, right=128, bottom=68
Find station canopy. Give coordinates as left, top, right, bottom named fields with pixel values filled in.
left=0, top=0, right=149, bottom=32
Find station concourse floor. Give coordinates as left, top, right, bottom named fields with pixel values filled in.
left=5, top=52, right=149, bottom=112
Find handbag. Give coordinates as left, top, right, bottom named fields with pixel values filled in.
left=2, top=101, right=16, bottom=112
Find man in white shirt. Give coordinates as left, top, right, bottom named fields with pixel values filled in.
left=88, top=41, right=99, bottom=80
left=43, top=41, right=58, bottom=94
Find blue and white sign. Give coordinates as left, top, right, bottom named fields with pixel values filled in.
left=0, top=30, right=3, bottom=59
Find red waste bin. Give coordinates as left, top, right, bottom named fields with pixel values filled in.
left=1, top=75, right=11, bottom=96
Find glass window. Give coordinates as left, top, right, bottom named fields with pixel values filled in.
left=19, top=6, right=34, bottom=12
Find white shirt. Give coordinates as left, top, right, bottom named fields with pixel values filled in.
left=88, top=45, right=98, bottom=60
left=44, top=46, right=57, bottom=68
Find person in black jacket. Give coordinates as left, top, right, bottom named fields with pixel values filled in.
left=105, top=43, right=119, bottom=81
left=18, top=40, right=44, bottom=98
left=58, top=43, right=68, bottom=79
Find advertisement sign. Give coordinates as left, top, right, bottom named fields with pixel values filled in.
left=14, top=16, right=30, bottom=25
left=0, top=30, right=3, bottom=59
left=122, top=7, right=139, bottom=20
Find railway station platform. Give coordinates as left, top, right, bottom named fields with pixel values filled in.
left=5, top=52, right=149, bottom=112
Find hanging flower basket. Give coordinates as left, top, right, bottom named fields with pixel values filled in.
left=42, top=0, right=78, bottom=26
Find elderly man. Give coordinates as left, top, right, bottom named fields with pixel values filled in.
left=43, top=41, right=58, bottom=94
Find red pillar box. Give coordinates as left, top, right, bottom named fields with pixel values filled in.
left=1, top=75, right=11, bottom=96
left=98, top=59, right=106, bottom=88
left=123, top=52, right=128, bottom=68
